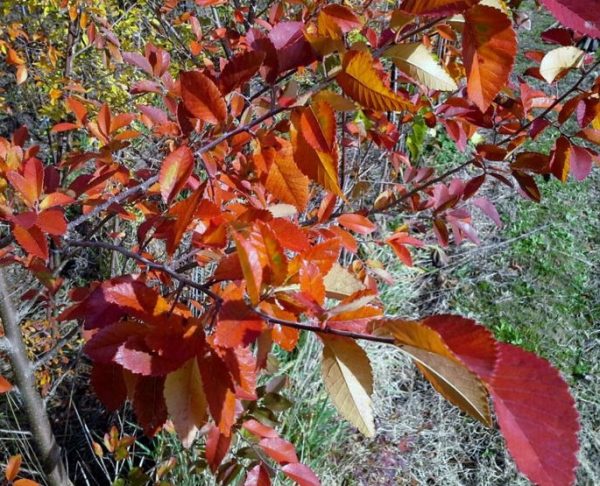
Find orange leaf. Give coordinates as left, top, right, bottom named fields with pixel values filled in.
left=5, top=454, right=21, bottom=481
left=13, top=225, right=48, bottom=260
left=300, top=261, right=325, bottom=305
left=180, top=71, right=227, bottom=124
left=291, top=110, right=343, bottom=197
left=336, top=50, right=412, bottom=112
left=164, top=188, right=202, bottom=255
left=265, top=141, right=309, bottom=211
left=463, top=6, right=517, bottom=112
left=550, top=136, right=571, bottom=182
left=383, top=319, right=492, bottom=425
left=317, top=4, right=362, bottom=39
left=233, top=231, right=263, bottom=306
left=0, top=375, right=12, bottom=394
left=6, top=157, right=44, bottom=207
left=14, top=479, right=41, bottom=486
left=214, top=300, right=265, bottom=348
left=299, top=100, right=336, bottom=153
left=159, top=145, right=194, bottom=203
left=199, top=351, right=236, bottom=436
left=258, top=221, right=288, bottom=286
left=337, top=214, right=376, bottom=235
left=37, top=208, right=67, bottom=236
left=97, top=104, right=111, bottom=138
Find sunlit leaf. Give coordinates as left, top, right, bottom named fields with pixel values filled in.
left=384, top=43, right=457, bottom=91
left=164, top=358, right=208, bottom=448
left=336, top=50, right=413, bottom=112
left=539, top=46, right=584, bottom=84
left=463, top=6, right=517, bottom=112
left=382, top=319, right=492, bottom=426
left=320, top=335, right=375, bottom=436
left=159, top=145, right=194, bottom=203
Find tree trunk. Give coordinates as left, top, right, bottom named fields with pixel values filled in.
left=0, top=270, right=71, bottom=486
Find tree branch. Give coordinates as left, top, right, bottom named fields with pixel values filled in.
left=0, top=270, right=72, bottom=486
left=65, top=239, right=222, bottom=303
left=252, top=309, right=395, bottom=345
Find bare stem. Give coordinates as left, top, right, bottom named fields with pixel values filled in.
left=0, top=270, right=72, bottom=486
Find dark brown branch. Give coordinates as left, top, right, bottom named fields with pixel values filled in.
left=252, top=309, right=395, bottom=345
left=0, top=270, right=72, bottom=486
left=498, top=58, right=600, bottom=146
left=65, top=239, right=222, bottom=303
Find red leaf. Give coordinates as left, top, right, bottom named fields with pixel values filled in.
left=244, top=464, right=271, bottom=486
left=205, top=423, right=232, bottom=473
left=258, top=437, right=298, bottom=464
left=400, top=0, right=479, bottom=16
left=51, top=122, right=79, bottom=133
left=463, top=6, right=517, bottom=112
left=198, top=351, right=236, bottom=436
left=472, top=198, right=502, bottom=228
left=487, top=344, right=580, bottom=486
left=539, top=0, right=600, bottom=37
left=91, top=363, right=127, bottom=411
left=422, top=315, right=497, bottom=381
left=180, top=71, right=227, bottom=124
left=133, top=375, right=167, bottom=436
left=60, top=276, right=170, bottom=329
left=550, top=136, right=571, bottom=182
left=513, top=171, right=541, bottom=202
left=219, top=50, right=265, bottom=94
left=281, top=463, right=321, bottom=486
left=242, top=419, right=278, bottom=438
left=214, top=300, right=265, bottom=348
left=569, top=144, right=593, bottom=181
left=337, top=214, right=376, bottom=235
left=159, top=145, right=194, bottom=203
left=13, top=225, right=48, bottom=260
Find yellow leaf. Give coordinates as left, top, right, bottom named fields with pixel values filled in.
left=321, top=335, right=375, bottom=436
left=15, top=65, right=27, bottom=85
left=384, top=43, right=457, bottom=91
left=313, top=89, right=356, bottom=112
left=323, top=263, right=365, bottom=300
left=336, top=50, right=413, bottom=112
left=540, top=46, right=584, bottom=84
left=383, top=320, right=492, bottom=426
left=164, top=358, right=208, bottom=448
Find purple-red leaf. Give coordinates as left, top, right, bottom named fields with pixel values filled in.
left=487, top=344, right=580, bottom=486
